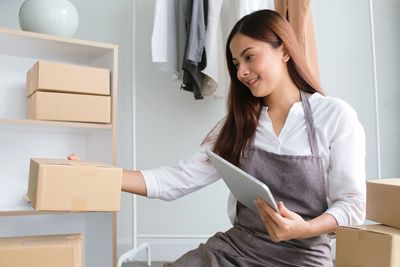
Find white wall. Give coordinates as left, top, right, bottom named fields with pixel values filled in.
left=313, top=0, right=400, bottom=181
left=372, top=0, right=400, bottom=178
left=313, top=0, right=378, bottom=178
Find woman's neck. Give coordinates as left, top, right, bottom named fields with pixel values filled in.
left=263, top=81, right=300, bottom=114
left=262, top=81, right=300, bottom=137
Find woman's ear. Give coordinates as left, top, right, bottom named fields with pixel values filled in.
left=281, top=45, right=290, bottom=63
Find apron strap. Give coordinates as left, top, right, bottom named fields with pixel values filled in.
left=300, top=90, right=319, bottom=156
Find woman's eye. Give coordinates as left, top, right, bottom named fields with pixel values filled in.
left=233, top=63, right=239, bottom=69
left=246, top=55, right=254, bottom=61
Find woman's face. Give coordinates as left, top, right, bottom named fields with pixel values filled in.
left=229, top=33, right=287, bottom=98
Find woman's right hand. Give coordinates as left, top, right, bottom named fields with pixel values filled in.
left=67, top=154, right=80, bottom=161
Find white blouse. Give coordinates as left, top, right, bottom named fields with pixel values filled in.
left=141, top=93, right=366, bottom=226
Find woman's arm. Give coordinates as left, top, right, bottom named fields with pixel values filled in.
left=122, top=170, right=147, bottom=196
left=255, top=199, right=337, bottom=242
left=324, top=102, right=366, bottom=226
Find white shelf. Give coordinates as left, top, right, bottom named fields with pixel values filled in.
left=0, top=203, right=114, bottom=216
left=0, top=118, right=112, bottom=134
left=0, top=27, right=119, bottom=266
left=0, top=204, right=34, bottom=216
left=0, top=28, right=116, bottom=66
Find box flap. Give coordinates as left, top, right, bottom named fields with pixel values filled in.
left=0, top=234, right=82, bottom=249
left=31, top=158, right=115, bottom=168
left=368, top=178, right=400, bottom=186
left=343, top=224, right=400, bottom=237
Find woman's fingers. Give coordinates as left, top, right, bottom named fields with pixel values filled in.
left=68, top=154, right=80, bottom=160
left=256, top=199, right=285, bottom=226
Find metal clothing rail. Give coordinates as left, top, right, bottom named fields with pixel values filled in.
left=368, top=0, right=382, bottom=179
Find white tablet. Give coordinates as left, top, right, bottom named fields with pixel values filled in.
left=207, top=150, right=279, bottom=213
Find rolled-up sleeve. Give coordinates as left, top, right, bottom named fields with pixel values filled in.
left=325, top=104, right=366, bottom=226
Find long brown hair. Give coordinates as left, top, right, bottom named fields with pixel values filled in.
left=213, top=9, right=323, bottom=166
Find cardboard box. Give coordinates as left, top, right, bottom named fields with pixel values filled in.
left=27, top=158, right=122, bottom=211
left=0, top=234, right=83, bottom=267
left=336, top=224, right=400, bottom=267
left=26, top=60, right=110, bottom=97
left=367, top=178, right=400, bottom=229
left=28, top=91, right=111, bottom=123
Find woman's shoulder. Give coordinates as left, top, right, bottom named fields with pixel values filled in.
left=310, top=92, right=359, bottom=119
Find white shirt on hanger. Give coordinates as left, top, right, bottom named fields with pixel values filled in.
left=200, top=0, right=227, bottom=98
left=151, top=0, right=180, bottom=79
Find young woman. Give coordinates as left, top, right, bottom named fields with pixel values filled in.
left=87, top=9, right=366, bottom=267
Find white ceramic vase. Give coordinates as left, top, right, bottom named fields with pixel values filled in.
left=19, top=0, right=79, bottom=37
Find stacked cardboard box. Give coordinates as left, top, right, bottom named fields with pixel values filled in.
left=23, top=158, right=121, bottom=263
left=336, top=179, right=400, bottom=267
left=27, top=158, right=122, bottom=211
left=0, top=234, right=83, bottom=267
left=26, top=60, right=111, bottom=124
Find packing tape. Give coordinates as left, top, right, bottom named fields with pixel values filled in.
left=71, top=197, right=87, bottom=212
left=357, top=230, right=367, bottom=240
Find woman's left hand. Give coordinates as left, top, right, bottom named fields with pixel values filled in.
left=254, top=198, right=311, bottom=242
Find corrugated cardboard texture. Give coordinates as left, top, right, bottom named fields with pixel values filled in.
left=27, top=158, right=122, bottom=211
left=367, top=178, right=400, bottom=229
left=28, top=91, right=111, bottom=123
left=26, top=60, right=110, bottom=97
left=0, top=234, right=83, bottom=267
left=336, top=224, right=400, bottom=267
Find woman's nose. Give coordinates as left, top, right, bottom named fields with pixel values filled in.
left=237, top=65, right=249, bottom=79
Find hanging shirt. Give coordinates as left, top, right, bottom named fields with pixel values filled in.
left=224, top=0, right=275, bottom=37
left=200, top=0, right=227, bottom=98
left=151, top=0, right=180, bottom=79
left=141, top=93, right=366, bottom=227
left=181, top=0, right=208, bottom=100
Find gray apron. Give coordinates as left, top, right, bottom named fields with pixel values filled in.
left=165, top=91, right=333, bottom=267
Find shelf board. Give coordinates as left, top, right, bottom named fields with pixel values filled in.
left=0, top=27, right=116, bottom=64
left=0, top=205, right=37, bottom=216
left=0, top=204, right=113, bottom=217
left=0, top=203, right=61, bottom=216
left=0, top=118, right=112, bottom=134
left=0, top=118, right=112, bottom=128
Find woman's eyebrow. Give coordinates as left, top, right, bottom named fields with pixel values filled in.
left=232, top=47, right=254, bottom=61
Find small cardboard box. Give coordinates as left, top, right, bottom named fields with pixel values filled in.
left=367, top=178, right=400, bottom=229
left=27, top=158, right=122, bottom=211
left=0, top=234, right=83, bottom=267
left=28, top=91, right=111, bottom=123
left=336, top=224, right=400, bottom=267
left=26, top=60, right=110, bottom=97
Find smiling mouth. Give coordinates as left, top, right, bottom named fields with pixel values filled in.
left=247, top=77, right=259, bottom=86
